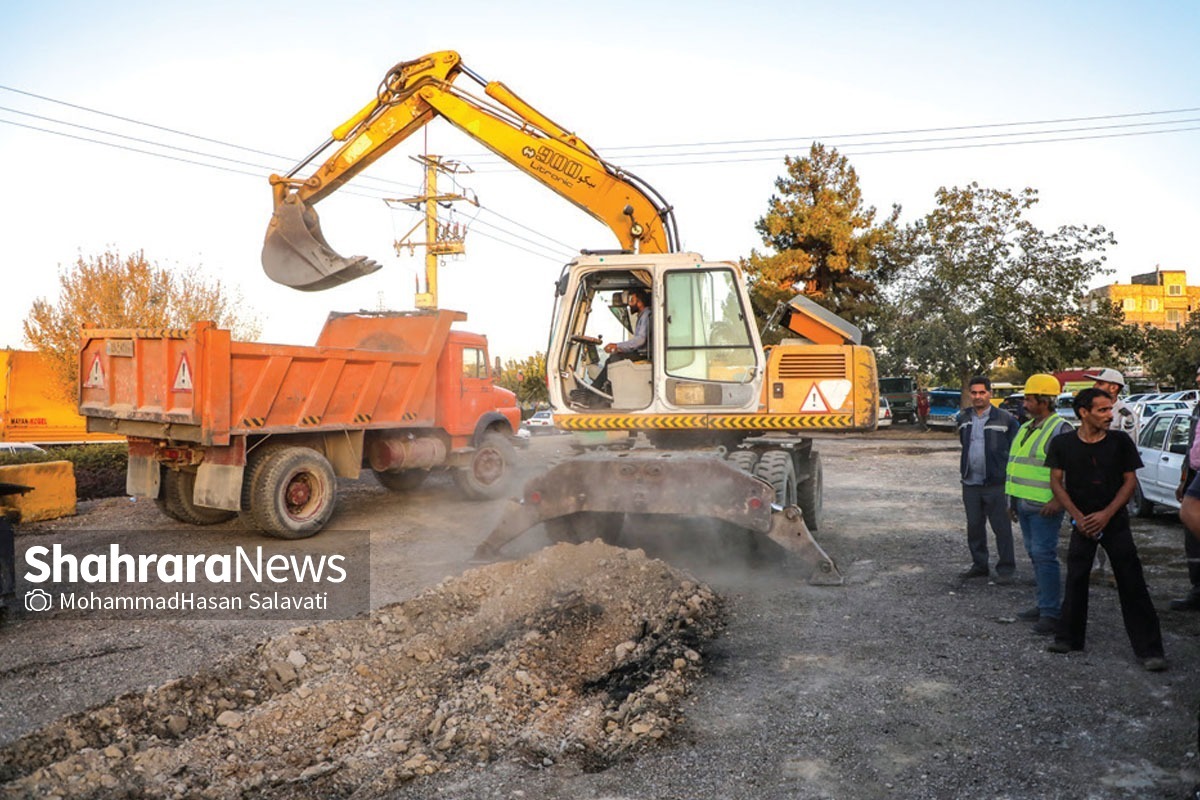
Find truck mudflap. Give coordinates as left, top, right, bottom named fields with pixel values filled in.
left=473, top=452, right=842, bottom=584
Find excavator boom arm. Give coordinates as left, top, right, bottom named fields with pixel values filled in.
left=264, top=50, right=678, bottom=290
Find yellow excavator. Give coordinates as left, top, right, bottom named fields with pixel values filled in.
left=262, top=50, right=877, bottom=583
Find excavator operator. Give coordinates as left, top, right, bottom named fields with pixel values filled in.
left=593, top=287, right=651, bottom=396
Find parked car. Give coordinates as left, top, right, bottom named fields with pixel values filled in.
left=926, top=389, right=962, bottom=430
left=522, top=409, right=557, bottom=434
left=877, top=396, right=893, bottom=427
left=998, top=393, right=1028, bottom=424
left=1131, top=399, right=1187, bottom=427
left=1163, top=389, right=1200, bottom=406
left=0, top=442, right=45, bottom=456
left=1054, top=392, right=1080, bottom=428
left=1129, top=408, right=1191, bottom=516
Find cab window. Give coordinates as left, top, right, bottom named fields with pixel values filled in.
left=663, top=269, right=756, bottom=382
left=462, top=347, right=488, bottom=380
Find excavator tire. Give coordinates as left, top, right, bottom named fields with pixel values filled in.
left=375, top=469, right=429, bottom=493
left=754, top=450, right=797, bottom=507
left=544, top=512, right=625, bottom=545
left=245, top=446, right=337, bottom=539
left=796, top=450, right=823, bottom=532
left=726, top=449, right=761, bottom=475
left=156, top=468, right=237, bottom=526
left=454, top=432, right=516, bottom=500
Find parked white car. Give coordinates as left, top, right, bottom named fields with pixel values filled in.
left=0, top=442, right=45, bottom=456
left=877, top=396, right=893, bottom=427
left=522, top=409, right=557, bottom=434
left=1130, top=409, right=1191, bottom=516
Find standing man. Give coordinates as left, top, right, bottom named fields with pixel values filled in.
left=956, top=376, right=1020, bottom=581
left=1044, top=388, right=1166, bottom=671
left=1005, top=374, right=1074, bottom=634
left=1085, top=367, right=1135, bottom=436
left=1172, top=365, right=1200, bottom=610
left=917, top=390, right=930, bottom=430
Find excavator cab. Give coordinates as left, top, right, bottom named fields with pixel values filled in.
left=548, top=253, right=764, bottom=417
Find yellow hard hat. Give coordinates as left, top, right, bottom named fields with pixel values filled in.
left=1023, top=373, right=1061, bottom=396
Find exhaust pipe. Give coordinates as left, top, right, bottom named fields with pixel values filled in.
left=261, top=194, right=382, bottom=291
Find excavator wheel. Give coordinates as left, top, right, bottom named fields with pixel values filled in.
left=796, top=450, right=823, bottom=532
left=375, top=469, right=430, bottom=493
left=454, top=432, right=516, bottom=500
left=544, top=512, right=625, bottom=545
left=725, top=449, right=761, bottom=475
left=156, top=468, right=237, bottom=526
left=754, top=450, right=797, bottom=507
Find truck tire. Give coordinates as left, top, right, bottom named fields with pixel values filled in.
left=754, top=450, right=797, bottom=507
left=246, top=446, right=337, bottom=539
left=156, top=468, right=237, bottom=526
left=796, top=450, right=823, bottom=531
left=544, top=512, right=625, bottom=545
left=453, top=431, right=515, bottom=500
left=726, top=449, right=761, bottom=475
left=374, top=469, right=429, bottom=493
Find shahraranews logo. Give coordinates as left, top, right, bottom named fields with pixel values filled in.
left=24, top=543, right=347, bottom=584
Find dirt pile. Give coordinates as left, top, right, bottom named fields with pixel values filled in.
left=0, top=541, right=722, bottom=799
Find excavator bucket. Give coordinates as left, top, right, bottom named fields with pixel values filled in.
left=262, top=195, right=382, bottom=291
left=474, top=452, right=842, bottom=585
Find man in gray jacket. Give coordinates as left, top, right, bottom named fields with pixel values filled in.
left=956, top=376, right=1021, bottom=581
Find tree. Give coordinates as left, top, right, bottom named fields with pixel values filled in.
left=1140, top=312, right=1200, bottom=388
left=24, top=248, right=260, bottom=400
left=494, top=352, right=548, bottom=408
left=874, top=183, right=1116, bottom=391
left=743, top=143, right=898, bottom=340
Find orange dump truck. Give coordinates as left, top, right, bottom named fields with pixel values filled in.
left=78, top=310, right=520, bottom=537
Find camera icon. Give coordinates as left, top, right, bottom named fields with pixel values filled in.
left=24, top=588, right=53, bottom=613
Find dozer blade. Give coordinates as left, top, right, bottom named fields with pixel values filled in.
left=473, top=451, right=842, bottom=584
left=262, top=195, right=382, bottom=291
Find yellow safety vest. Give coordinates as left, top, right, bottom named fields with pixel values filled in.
left=1005, top=413, right=1067, bottom=503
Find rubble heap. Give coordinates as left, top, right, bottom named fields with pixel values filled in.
left=1, top=541, right=723, bottom=799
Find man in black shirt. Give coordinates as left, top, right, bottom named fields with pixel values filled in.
left=1044, top=387, right=1166, bottom=671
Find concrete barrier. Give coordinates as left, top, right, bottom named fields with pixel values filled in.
left=0, top=461, right=76, bottom=522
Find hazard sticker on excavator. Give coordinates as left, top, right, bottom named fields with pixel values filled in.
left=818, top=379, right=852, bottom=410
left=173, top=354, right=193, bottom=392
left=800, top=385, right=828, bottom=412
left=83, top=354, right=104, bottom=388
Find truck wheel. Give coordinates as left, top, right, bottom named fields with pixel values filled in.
left=754, top=450, right=797, bottom=507
left=156, top=468, right=237, bottom=526
left=544, top=512, right=625, bottom=545
left=796, top=450, right=823, bottom=532
left=374, top=469, right=429, bottom=492
left=454, top=432, right=515, bottom=500
left=726, top=449, right=761, bottom=475
left=247, top=446, right=336, bottom=539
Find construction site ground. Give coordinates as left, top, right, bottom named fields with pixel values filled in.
left=3, top=428, right=1200, bottom=799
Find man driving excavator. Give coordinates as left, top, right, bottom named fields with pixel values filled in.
left=589, top=287, right=650, bottom=402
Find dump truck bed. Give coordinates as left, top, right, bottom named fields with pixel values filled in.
left=79, top=311, right=467, bottom=446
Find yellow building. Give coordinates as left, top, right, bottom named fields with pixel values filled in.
left=1090, top=268, right=1200, bottom=329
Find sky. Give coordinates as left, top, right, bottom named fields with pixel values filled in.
left=1, top=1, right=1198, bottom=364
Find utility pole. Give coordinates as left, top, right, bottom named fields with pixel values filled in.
left=390, top=155, right=476, bottom=309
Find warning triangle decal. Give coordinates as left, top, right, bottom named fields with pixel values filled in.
left=818, top=379, right=852, bottom=410
left=83, top=354, right=104, bottom=388
left=800, top=385, right=828, bottom=412
left=173, top=354, right=193, bottom=391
